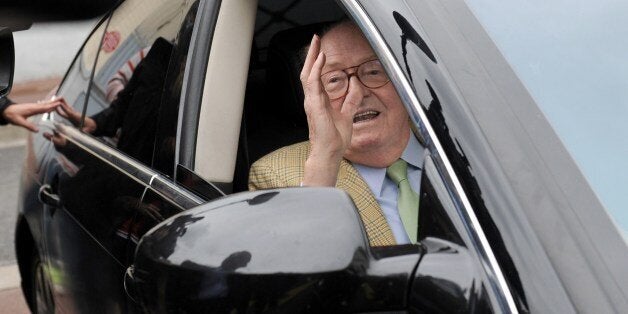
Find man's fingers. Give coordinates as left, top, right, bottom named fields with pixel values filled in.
left=309, top=51, right=325, bottom=81
left=300, top=35, right=320, bottom=83
left=303, top=52, right=328, bottom=117
left=304, top=52, right=326, bottom=95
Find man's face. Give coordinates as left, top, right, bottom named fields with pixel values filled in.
left=320, top=24, right=410, bottom=163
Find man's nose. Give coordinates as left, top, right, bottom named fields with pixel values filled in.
left=348, top=76, right=370, bottom=101
left=347, top=73, right=372, bottom=97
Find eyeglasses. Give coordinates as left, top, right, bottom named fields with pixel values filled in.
left=320, top=59, right=390, bottom=100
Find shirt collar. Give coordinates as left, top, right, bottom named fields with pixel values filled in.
left=352, top=134, right=425, bottom=196
left=352, top=164, right=386, bottom=197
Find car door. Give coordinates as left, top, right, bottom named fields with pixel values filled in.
left=38, top=0, right=204, bottom=312
left=353, top=0, right=628, bottom=312
left=36, top=14, right=122, bottom=313
left=345, top=1, right=540, bottom=312
left=108, top=0, right=224, bottom=267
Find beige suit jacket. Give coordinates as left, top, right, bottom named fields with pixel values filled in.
left=248, top=141, right=396, bottom=246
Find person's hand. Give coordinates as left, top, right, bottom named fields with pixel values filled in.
left=43, top=130, right=67, bottom=148
left=55, top=98, right=97, bottom=133
left=54, top=97, right=81, bottom=125
left=300, top=35, right=363, bottom=186
left=1, top=98, right=64, bottom=132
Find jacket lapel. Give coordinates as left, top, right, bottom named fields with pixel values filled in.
left=336, top=160, right=396, bottom=246
left=296, top=142, right=395, bottom=246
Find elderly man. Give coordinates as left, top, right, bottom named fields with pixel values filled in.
left=249, top=21, right=425, bottom=246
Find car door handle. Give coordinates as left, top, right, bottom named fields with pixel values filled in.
left=124, top=265, right=138, bottom=304
left=38, top=184, right=61, bottom=208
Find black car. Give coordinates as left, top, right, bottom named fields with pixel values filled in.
left=11, top=0, right=628, bottom=312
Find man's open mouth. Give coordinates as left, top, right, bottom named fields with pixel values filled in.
left=353, top=110, right=380, bottom=123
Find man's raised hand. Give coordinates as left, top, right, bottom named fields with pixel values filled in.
left=300, top=35, right=363, bottom=186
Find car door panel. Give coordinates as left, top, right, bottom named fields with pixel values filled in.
left=346, top=0, right=525, bottom=312
left=42, top=124, right=147, bottom=312
left=355, top=0, right=576, bottom=312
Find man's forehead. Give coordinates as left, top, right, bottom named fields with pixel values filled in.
left=320, top=26, right=369, bottom=51
left=323, top=52, right=377, bottom=70
left=320, top=27, right=377, bottom=70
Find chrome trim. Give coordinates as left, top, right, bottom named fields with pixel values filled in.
left=148, top=174, right=159, bottom=186
left=339, top=1, right=518, bottom=312
left=56, top=123, right=204, bottom=208
left=150, top=176, right=203, bottom=209
left=57, top=123, right=155, bottom=183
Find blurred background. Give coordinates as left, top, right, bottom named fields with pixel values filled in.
left=0, top=19, right=96, bottom=312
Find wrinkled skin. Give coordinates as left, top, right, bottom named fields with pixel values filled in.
left=301, top=22, right=410, bottom=186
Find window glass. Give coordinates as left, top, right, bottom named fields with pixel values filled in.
left=56, top=18, right=108, bottom=112
left=81, top=0, right=197, bottom=168
left=31, top=18, right=106, bottom=175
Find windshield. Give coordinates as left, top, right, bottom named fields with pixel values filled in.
left=465, top=0, right=628, bottom=240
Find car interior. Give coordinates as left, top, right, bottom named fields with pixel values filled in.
left=192, top=0, right=346, bottom=193
left=201, top=0, right=463, bottom=248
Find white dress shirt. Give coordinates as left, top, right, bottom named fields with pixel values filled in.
left=353, top=135, right=425, bottom=244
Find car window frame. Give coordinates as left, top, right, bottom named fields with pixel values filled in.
left=194, top=0, right=255, bottom=187
left=174, top=0, right=221, bottom=178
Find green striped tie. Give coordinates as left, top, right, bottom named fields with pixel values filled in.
left=386, top=159, right=419, bottom=243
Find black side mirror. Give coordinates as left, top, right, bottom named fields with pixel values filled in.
left=0, top=27, right=14, bottom=98
left=130, top=188, right=421, bottom=313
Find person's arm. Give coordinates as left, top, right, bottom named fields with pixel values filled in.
left=1, top=96, right=64, bottom=132
left=0, top=97, right=14, bottom=125
left=300, top=35, right=362, bottom=186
